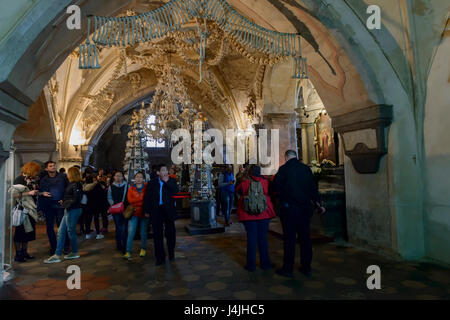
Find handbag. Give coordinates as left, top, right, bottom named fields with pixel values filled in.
left=123, top=204, right=135, bottom=219
left=12, top=197, right=27, bottom=227
left=109, top=202, right=124, bottom=214
left=109, top=184, right=128, bottom=215
left=81, top=194, right=88, bottom=205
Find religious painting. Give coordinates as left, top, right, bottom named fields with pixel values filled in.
left=315, top=113, right=337, bottom=165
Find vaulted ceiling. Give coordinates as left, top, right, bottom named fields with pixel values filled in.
left=46, top=3, right=283, bottom=159
left=17, top=0, right=383, bottom=161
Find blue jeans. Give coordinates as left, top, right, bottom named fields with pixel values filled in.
left=126, top=216, right=148, bottom=253
left=113, top=214, right=128, bottom=252
left=243, top=219, right=272, bottom=270
left=43, top=205, right=69, bottom=253
left=56, top=208, right=83, bottom=256
left=220, top=192, right=234, bottom=223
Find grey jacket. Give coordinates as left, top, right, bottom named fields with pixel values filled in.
left=9, top=184, right=38, bottom=233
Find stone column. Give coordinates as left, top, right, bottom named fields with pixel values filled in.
left=0, top=140, right=10, bottom=285
left=306, top=123, right=317, bottom=163
left=332, top=105, right=400, bottom=255
left=0, top=116, right=22, bottom=285
left=296, top=102, right=325, bottom=165
left=264, top=113, right=297, bottom=171
left=337, top=134, right=345, bottom=166
left=81, top=145, right=94, bottom=167
left=300, top=125, right=309, bottom=163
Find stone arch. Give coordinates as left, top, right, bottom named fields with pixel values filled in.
left=83, top=91, right=156, bottom=166
left=249, top=1, right=422, bottom=259
left=11, top=91, right=58, bottom=174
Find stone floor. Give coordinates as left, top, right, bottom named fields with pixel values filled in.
left=1, top=216, right=449, bottom=300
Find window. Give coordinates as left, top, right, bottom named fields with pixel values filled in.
left=146, top=115, right=166, bottom=148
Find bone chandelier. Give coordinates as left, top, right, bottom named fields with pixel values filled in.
left=79, top=0, right=308, bottom=80
left=140, top=62, right=198, bottom=144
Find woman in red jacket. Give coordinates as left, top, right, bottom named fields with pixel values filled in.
left=124, top=172, right=148, bottom=260
left=236, top=165, right=276, bottom=271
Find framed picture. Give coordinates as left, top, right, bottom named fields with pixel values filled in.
left=315, top=112, right=337, bottom=164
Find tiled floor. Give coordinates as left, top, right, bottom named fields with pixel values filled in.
left=1, top=217, right=449, bottom=300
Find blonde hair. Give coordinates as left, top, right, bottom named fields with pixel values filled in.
left=21, top=162, right=41, bottom=177
left=67, top=166, right=82, bottom=183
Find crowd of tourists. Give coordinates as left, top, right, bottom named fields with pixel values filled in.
left=10, top=149, right=325, bottom=278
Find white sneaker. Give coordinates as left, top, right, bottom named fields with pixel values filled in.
left=96, top=234, right=104, bottom=240
left=86, top=233, right=94, bottom=239
left=44, top=255, right=62, bottom=264
left=64, top=252, right=80, bottom=260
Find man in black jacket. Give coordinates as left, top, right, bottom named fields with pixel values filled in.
left=144, top=163, right=179, bottom=265
left=272, top=150, right=326, bottom=278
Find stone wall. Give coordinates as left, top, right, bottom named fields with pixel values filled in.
left=344, top=154, right=395, bottom=254
left=0, top=119, right=19, bottom=285
left=423, top=28, right=450, bottom=264
left=12, top=92, right=57, bottom=175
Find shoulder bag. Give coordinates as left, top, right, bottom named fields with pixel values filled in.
left=109, top=184, right=128, bottom=215
left=12, top=194, right=28, bottom=227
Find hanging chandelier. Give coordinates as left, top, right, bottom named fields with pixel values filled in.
left=140, top=62, right=197, bottom=143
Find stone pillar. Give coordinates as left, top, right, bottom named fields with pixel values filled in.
left=0, top=140, right=10, bottom=285
left=300, top=125, right=309, bottom=163
left=0, top=117, right=21, bottom=285
left=333, top=105, right=399, bottom=255
left=296, top=103, right=325, bottom=165
left=306, top=123, right=317, bottom=163
left=338, top=134, right=345, bottom=166
left=264, top=113, right=297, bottom=170
left=81, top=145, right=94, bottom=167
